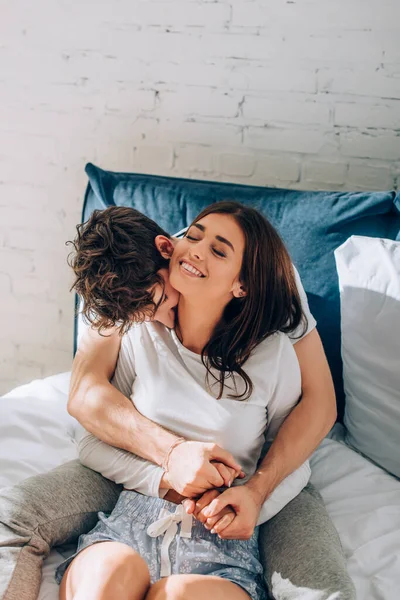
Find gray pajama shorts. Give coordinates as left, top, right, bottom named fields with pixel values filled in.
left=55, top=489, right=267, bottom=600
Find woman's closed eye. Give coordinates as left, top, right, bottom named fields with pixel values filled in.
left=186, top=235, right=226, bottom=258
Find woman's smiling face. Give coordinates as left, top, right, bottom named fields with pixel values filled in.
left=169, top=213, right=246, bottom=303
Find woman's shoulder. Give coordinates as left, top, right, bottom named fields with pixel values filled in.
left=249, top=332, right=297, bottom=368
left=255, top=331, right=293, bottom=352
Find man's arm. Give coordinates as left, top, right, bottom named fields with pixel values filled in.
left=68, top=326, right=179, bottom=463
left=69, top=326, right=242, bottom=495
left=246, top=328, right=337, bottom=499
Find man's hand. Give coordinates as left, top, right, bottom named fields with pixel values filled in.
left=197, top=484, right=263, bottom=540
left=162, top=441, right=244, bottom=498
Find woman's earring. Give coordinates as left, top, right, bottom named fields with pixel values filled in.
left=239, top=291, right=245, bottom=297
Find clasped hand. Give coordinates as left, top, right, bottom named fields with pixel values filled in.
left=182, top=485, right=263, bottom=540
left=163, top=440, right=263, bottom=540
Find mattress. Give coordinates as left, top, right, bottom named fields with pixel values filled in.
left=1, top=373, right=399, bottom=599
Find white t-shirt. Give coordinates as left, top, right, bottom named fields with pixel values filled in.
left=76, top=318, right=312, bottom=524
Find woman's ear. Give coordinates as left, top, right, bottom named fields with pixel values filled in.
left=232, top=283, right=247, bottom=299
left=155, top=235, right=175, bottom=259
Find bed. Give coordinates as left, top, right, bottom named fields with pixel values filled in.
left=1, top=165, right=399, bottom=598
left=1, top=372, right=399, bottom=599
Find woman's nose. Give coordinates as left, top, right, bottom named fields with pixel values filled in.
left=188, top=244, right=203, bottom=261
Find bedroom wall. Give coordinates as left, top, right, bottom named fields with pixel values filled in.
left=1, top=0, right=399, bottom=394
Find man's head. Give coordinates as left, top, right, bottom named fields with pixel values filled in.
left=68, top=206, right=179, bottom=331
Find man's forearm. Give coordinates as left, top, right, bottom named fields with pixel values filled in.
left=249, top=391, right=336, bottom=499
left=70, top=380, right=179, bottom=465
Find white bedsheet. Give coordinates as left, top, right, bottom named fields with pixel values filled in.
left=1, top=373, right=399, bottom=600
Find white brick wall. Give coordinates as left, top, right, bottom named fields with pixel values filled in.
left=1, top=0, right=399, bottom=394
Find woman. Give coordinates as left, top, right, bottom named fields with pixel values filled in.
left=56, top=201, right=312, bottom=600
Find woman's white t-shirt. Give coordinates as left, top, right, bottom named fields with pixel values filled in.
left=77, top=302, right=313, bottom=524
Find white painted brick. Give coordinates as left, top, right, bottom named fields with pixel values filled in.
left=31, top=251, right=71, bottom=286
left=164, top=121, right=243, bottom=148
left=253, top=155, right=300, bottom=185
left=0, top=249, right=33, bottom=275
left=102, top=31, right=208, bottom=64
left=16, top=344, right=72, bottom=370
left=143, top=62, right=226, bottom=89
left=340, top=132, right=400, bottom=160
left=0, top=380, right=20, bottom=396
left=285, top=31, right=382, bottom=64
left=233, top=66, right=317, bottom=95
left=158, top=90, right=240, bottom=119
left=15, top=363, right=44, bottom=382
left=243, top=97, right=330, bottom=126
left=318, top=68, right=400, bottom=99
left=133, top=2, right=230, bottom=29
left=232, top=2, right=399, bottom=32
left=302, top=161, right=347, bottom=185
left=335, top=102, right=400, bottom=130
left=6, top=228, right=66, bottom=252
left=104, top=88, right=156, bottom=114
left=0, top=272, right=12, bottom=294
left=0, top=342, right=18, bottom=365
left=1, top=0, right=400, bottom=391
left=0, top=300, right=63, bottom=347
left=95, top=140, right=135, bottom=173
left=174, top=146, right=214, bottom=173
left=0, top=206, right=64, bottom=233
left=0, top=132, right=58, bottom=163
left=0, top=360, right=17, bottom=382
left=0, top=184, right=49, bottom=210
left=11, top=276, right=50, bottom=300
left=143, top=62, right=317, bottom=94
left=244, top=127, right=328, bottom=154
left=291, top=179, right=345, bottom=192
left=0, top=296, right=61, bottom=324
left=133, top=145, right=175, bottom=172
left=347, top=164, right=394, bottom=190
left=384, top=32, right=400, bottom=64
left=175, top=33, right=282, bottom=62
left=218, top=153, right=256, bottom=178
left=0, top=158, right=62, bottom=187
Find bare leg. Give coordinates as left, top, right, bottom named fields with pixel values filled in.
left=59, top=541, right=150, bottom=600
left=146, top=574, right=251, bottom=600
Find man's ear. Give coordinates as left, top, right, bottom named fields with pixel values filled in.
left=232, top=283, right=247, bottom=299
left=155, top=235, right=175, bottom=259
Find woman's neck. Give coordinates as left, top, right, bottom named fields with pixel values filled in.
left=175, top=296, right=226, bottom=355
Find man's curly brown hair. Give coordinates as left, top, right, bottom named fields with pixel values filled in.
left=67, top=206, right=171, bottom=334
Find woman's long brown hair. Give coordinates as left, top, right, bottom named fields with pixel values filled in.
left=191, top=201, right=307, bottom=401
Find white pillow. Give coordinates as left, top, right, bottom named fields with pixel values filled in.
left=335, top=235, right=400, bottom=478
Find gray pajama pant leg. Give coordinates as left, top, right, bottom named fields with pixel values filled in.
left=259, top=483, right=356, bottom=600
left=0, top=460, right=121, bottom=600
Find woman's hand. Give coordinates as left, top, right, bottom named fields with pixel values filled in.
left=183, top=490, right=236, bottom=533
left=191, top=484, right=264, bottom=540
